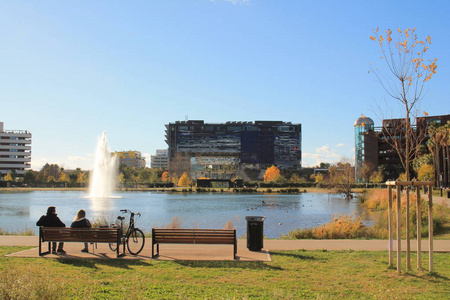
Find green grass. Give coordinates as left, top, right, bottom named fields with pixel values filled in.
left=1, top=247, right=449, bottom=299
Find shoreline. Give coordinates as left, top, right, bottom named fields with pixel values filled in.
left=0, top=186, right=335, bottom=193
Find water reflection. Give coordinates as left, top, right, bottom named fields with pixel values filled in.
left=87, top=196, right=121, bottom=214
left=0, top=191, right=368, bottom=238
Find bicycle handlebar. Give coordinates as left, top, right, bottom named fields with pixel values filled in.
left=120, top=209, right=141, bottom=217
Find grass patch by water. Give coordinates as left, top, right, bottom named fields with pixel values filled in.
left=286, top=189, right=450, bottom=240
left=1, top=246, right=449, bottom=299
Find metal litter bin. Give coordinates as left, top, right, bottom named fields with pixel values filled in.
left=245, top=216, right=266, bottom=251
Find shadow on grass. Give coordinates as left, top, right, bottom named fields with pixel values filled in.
left=174, top=260, right=283, bottom=270
left=270, top=250, right=319, bottom=261
left=396, top=270, right=450, bottom=283
left=426, top=272, right=449, bottom=281
left=57, top=258, right=151, bottom=269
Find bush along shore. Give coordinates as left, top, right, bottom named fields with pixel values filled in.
left=285, top=189, right=450, bottom=240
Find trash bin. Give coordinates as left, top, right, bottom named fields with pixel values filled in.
left=245, top=216, right=266, bottom=251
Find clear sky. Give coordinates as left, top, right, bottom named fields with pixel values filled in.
left=1, top=0, right=449, bottom=170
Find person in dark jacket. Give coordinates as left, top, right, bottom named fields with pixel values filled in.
left=71, top=209, right=92, bottom=252
left=36, top=206, right=66, bottom=254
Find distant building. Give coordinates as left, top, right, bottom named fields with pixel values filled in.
left=0, top=122, right=32, bottom=179
left=165, top=120, right=301, bottom=179
left=114, top=151, right=146, bottom=169
left=151, top=149, right=169, bottom=169
left=354, top=115, right=376, bottom=182
left=354, top=114, right=450, bottom=185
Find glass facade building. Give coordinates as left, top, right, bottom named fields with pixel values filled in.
left=354, top=116, right=374, bottom=182
left=165, top=120, right=301, bottom=179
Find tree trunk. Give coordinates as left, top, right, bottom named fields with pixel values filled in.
left=446, top=146, right=450, bottom=188
left=443, top=146, right=448, bottom=188
left=405, top=108, right=411, bottom=181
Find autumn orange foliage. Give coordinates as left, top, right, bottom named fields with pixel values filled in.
left=177, top=172, right=191, bottom=187
left=161, top=171, right=170, bottom=182
left=263, top=165, right=280, bottom=182
left=286, top=214, right=369, bottom=239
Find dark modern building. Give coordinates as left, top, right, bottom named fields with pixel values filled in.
left=165, top=120, right=302, bottom=180
left=354, top=114, right=450, bottom=184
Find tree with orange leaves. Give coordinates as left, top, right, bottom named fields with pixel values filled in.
left=178, top=172, right=191, bottom=187
left=370, top=28, right=438, bottom=180
left=161, top=171, right=170, bottom=182
left=263, top=165, right=280, bottom=182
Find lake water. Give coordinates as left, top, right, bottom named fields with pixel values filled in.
left=0, top=191, right=367, bottom=238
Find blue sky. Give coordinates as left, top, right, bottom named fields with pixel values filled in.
left=1, top=0, right=449, bottom=170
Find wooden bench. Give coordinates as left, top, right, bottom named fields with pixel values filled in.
left=152, top=228, right=237, bottom=259
left=39, top=227, right=123, bottom=257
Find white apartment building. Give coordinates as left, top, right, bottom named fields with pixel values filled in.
left=114, top=151, right=146, bottom=169
left=151, top=149, right=168, bottom=169
left=0, top=122, right=32, bottom=179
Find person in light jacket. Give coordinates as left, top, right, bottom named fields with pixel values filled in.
left=71, top=209, right=92, bottom=252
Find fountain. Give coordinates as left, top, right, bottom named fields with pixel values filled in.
left=88, top=131, right=118, bottom=198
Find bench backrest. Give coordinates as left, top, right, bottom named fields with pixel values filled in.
left=40, top=227, right=119, bottom=243
left=152, top=228, right=236, bottom=245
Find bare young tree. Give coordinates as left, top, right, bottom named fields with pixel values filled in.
left=168, top=152, right=191, bottom=182
left=370, top=28, right=438, bottom=180
left=327, top=161, right=355, bottom=199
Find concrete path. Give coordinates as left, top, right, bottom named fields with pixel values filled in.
left=2, top=236, right=449, bottom=261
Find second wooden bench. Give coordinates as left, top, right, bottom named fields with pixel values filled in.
left=151, top=228, right=237, bottom=259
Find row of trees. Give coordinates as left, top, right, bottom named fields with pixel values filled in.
left=263, top=163, right=358, bottom=199
left=5, top=164, right=169, bottom=186
left=20, top=164, right=88, bottom=185
left=4, top=163, right=191, bottom=187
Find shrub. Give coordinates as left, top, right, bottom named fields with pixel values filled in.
left=285, top=214, right=373, bottom=239
left=0, top=228, right=34, bottom=236
left=360, top=188, right=448, bottom=238
left=223, top=220, right=235, bottom=230
left=166, top=216, right=183, bottom=229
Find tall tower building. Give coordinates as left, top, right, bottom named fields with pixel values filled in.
left=354, top=115, right=375, bottom=182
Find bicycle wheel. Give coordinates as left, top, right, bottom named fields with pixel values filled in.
left=109, top=225, right=121, bottom=251
left=109, top=242, right=117, bottom=252
left=126, top=228, right=145, bottom=255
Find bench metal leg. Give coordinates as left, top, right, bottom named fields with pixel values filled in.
left=152, top=243, right=159, bottom=258
left=39, top=242, right=51, bottom=256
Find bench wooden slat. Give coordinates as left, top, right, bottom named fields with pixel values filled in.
left=152, top=228, right=237, bottom=259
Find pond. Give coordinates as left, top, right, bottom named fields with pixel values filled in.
left=0, top=191, right=367, bottom=238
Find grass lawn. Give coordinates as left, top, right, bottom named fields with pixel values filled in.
left=1, top=247, right=448, bottom=299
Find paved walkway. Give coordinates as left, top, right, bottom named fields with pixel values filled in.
left=2, top=236, right=449, bottom=261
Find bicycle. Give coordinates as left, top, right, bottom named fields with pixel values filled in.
left=109, top=209, right=145, bottom=255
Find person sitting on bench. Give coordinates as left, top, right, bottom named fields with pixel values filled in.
left=36, top=206, right=66, bottom=254
left=71, top=209, right=92, bottom=253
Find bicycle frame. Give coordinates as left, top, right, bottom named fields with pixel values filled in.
left=115, top=209, right=140, bottom=242
left=109, top=209, right=144, bottom=255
